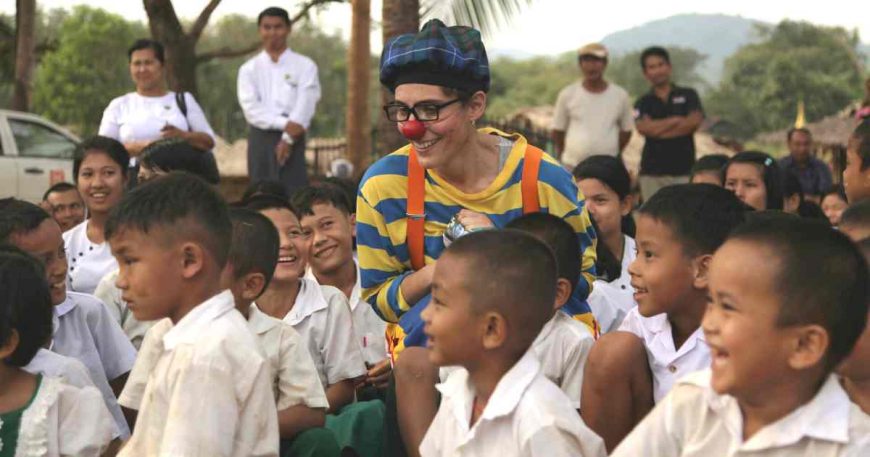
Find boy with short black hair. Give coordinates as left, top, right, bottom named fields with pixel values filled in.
left=613, top=216, right=870, bottom=455
left=108, top=173, right=278, bottom=456
left=0, top=197, right=135, bottom=439
left=838, top=199, right=870, bottom=241
left=581, top=183, right=747, bottom=451
left=419, top=230, right=605, bottom=457
left=505, top=213, right=595, bottom=411
left=293, top=184, right=391, bottom=389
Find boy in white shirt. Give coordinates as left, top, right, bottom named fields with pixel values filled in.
left=224, top=207, right=341, bottom=455
left=293, top=185, right=391, bottom=391
left=581, top=184, right=747, bottom=451
left=505, top=213, right=595, bottom=412
left=613, top=216, right=870, bottom=456
left=108, top=173, right=278, bottom=456
left=0, top=198, right=136, bottom=438
left=419, top=230, right=605, bottom=457
left=245, top=195, right=367, bottom=413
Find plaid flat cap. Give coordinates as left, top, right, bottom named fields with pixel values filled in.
left=380, top=19, right=490, bottom=93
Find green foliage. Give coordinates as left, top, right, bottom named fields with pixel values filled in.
left=31, top=6, right=146, bottom=135
left=606, top=47, right=709, bottom=97
left=705, top=21, right=864, bottom=139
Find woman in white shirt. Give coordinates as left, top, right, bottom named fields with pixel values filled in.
left=573, top=155, right=637, bottom=333
left=98, top=39, right=215, bottom=180
left=63, top=137, right=129, bottom=295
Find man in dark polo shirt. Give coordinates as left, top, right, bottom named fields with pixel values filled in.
left=778, top=127, right=832, bottom=203
left=634, top=46, right=704, bottom=201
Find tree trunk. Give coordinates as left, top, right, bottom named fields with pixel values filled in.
left=12, top=0, right=36, bottom=111
left=143, top=0, right=200, bottom=95
left=346, top=0, right=371, bottom=177
left=376, top=0, right=419, bottom=156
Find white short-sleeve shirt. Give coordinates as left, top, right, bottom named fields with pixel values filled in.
left=93, top=268, right=155, bottom=349
left=98, top=91, right=216, bottom=166
left=63, top=220, right=118, bottom=295
left=118, top=291, right=279, bottom=457
left=258, top=278, right=367, bottom=387
left=618, top=307, right=709, bottom=402
left=51, top=291, right=137, bottom=438
left=420, top=350, right=606, bottom=457
left=612, top=370, right=870, bottom=457
left=24, top=348, right=97, bottom=390
left=550, top=81, right=635, bottom=167
left=13, top=376, right=115, bottom=457
left=531, top=311, right=595, bottom=410
left=247, top=305, right=329, bottom=411
left=588, top=235, right=637, bottom=333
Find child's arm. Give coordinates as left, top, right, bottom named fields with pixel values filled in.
left=609, top=384, right=689, bottom=457
left=277, top=404, right=326, bottom=440
left=320, top=288, right=368, bottom=412
left=326, top=379, right=357, bottom=414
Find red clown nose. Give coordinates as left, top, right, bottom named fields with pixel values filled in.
left=400, top=119, right=426, bottom=141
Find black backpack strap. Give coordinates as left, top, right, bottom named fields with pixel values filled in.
left=175, top=91, right=191, bottom=131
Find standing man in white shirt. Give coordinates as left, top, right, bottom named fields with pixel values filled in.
left=238, top=7, right=321, bottom=196
left=551, top=43, right=634, bottom=169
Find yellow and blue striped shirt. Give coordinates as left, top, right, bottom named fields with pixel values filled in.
left=357, top=129, right=597, bottom=355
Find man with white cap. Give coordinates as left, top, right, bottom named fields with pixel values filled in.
left=552, top=43, right=634, bottom=169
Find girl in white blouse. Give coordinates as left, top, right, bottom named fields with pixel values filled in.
left=63, top=137, right=128, bottom=295
left=0, top=248, right=114, bottom=457
left=98, top=39, right=215, bottom=167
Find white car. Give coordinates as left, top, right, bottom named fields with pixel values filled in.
left=0, top=110, right=80, bottom=203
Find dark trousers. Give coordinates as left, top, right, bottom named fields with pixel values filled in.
left=247, top=125, right=309, bottom=196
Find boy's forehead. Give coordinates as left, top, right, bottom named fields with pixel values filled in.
left=11, top=218, right=62, bottom=252
left=636, top=214, right=678, bottom=243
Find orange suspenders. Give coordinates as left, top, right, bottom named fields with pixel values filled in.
left=405, top=145, right=544, bottom=271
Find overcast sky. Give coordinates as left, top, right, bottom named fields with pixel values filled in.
left=3, top=0, right=868, bottom=55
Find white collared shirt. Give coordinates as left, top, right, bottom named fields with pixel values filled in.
left=237, top=49, right=321, bottom=131
left=588, top=236, right=637, bottom=333
left=247, top=304, right=329, bottom=411
left=612, top=370, right=870, bottom=457
left=24, top=348, right=97, bottom=390
left=93, top=268, right=155, bottom=349
left=118, top=291, right=279, bottom=457
left=63, top=220, right=117, bottom=295
left=51, top=291, right=136, bottom=438
left=258, top=278, right=366, bottom=387
left=531, top=311, right=595, bottom=410
left=420, top=351, right=607, bottom=457
left=618, top=307, right=710, bottom=402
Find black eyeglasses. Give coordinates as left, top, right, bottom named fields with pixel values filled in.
left=383, top=99, right=461, bottom=122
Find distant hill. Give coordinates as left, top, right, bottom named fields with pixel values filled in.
left=600, top=13, right=768, bottom=85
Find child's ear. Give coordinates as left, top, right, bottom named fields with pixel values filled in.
left=787, top=324, right=829, bottom=370
left=692, top=254, right=713, bottom=289
left=481, top=312, right=508, bottom=350
left=619, top=197, right=632, bottom=217
left=180, top=242, right=206, bottom=279
left=349, top=213, right=357, bottom=238
left=0, top=329, right=19, bottom=360
left=554, top=278, right=572, bottom=311
left=242, top=273, right=267, bottom=301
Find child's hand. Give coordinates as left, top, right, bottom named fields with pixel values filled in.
left=365, top=359, right=392, bottom=389
left=455, top=209, right=495, bottom=231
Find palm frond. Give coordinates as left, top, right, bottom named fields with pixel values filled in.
left=423, top=0, right=532, bottom=37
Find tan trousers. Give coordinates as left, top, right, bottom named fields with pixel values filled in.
left=639, top=175, right=689, bottom=203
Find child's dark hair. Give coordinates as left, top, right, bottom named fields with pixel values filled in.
left=725, top=151, right=784, bottom=210
left=0, top=245, right=54, bottom=367
left=506, top=213, right=580, bottom=296
left=322, top=177, right=359, bottom=214
left=640, top=46, right=670, bottom=69
left=797, top=201, right=828, bottom=222
left=822, top=184, right=847, bottom=205
left=243, top=194, right=298, bottom=219
left=783, top=172, right=804, bottom=201
left=839, top=199, right=870, bottom=231
left=638, top=184, right=747, bottom=256
left=728, top=216, right=868, bottom=370
left=0, top=198, right=50, bottom=244
left=851, top=120, right=870, bottom=170
left=105, top=172, right=232, bottom=267
left=690, top=154, right=729, bottom=184
left=258, top=6, right=291, bottom=25
left=42, top=182, right=79, bottom=202
left=75, top=136, right=130, bottom=181
left=228, top=209, right=279, bottom=299
left=141, top=138, right=219, bottom=184
left=241, top=180, right=289, bottom=202
left=291, top=184, right=353, bottom=217
left=445, top=230, right=557, bottom=347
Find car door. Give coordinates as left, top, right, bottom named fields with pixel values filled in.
left=5, top=115, right=77, bottom=202
left=0, top=120, right=19, bottom=199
